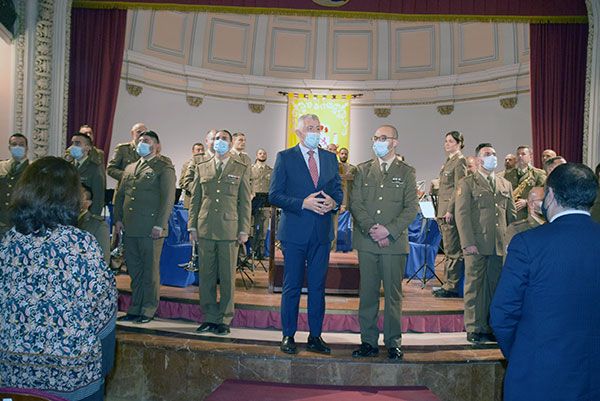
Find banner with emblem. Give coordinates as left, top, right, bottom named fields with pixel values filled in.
left=286, top=93, right=351, bottom=150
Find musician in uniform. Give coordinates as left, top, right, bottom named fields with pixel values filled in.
left=107, top=122, right=147, bottom=190
left=113, top=131, right=176, bottom=324
left=349, top=124, right=418, bottom=361
left=181, top=129, right=216, bottom=201
left=231, top=132, right=253, bottom=167
left=250, top=148, right=272, bottom=258
left=504, top=187, right=545, bottom=252
left=0, top=134, right=29, bottom=236
left=455, top=143, right=517, bottom=344
left=338, top=147, right=357, bottom=212
left=68, top=132, right=105, bottom=216
left=433, top=131, right=467, bottom=298
left=78, top=184, right=110, bottom=264
left=188, top=130, right=251, bottom=336
left=503, top=145, right=546, bottom=220
left=179, top=142, right=205, bottom=208
left=78, top=124, right=105, bottom=167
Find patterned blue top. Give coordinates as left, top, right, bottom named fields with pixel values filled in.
left=0, top=225, right=118, bottom=400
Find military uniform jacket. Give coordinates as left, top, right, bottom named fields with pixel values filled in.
left=181, top=152, right=211, bottom=195
left=107, top=142, right=139, bottom=182
left=0, top=159, right=29, bottom=227
left=251, top=162, right=273, bottom=194
left=436, top=152, right=467, bottom=218
left=503, top=165, right=546, bottom=220
left=75, top=157, right=106, bottom=216
left=455, top=172, right=517, bottom=256
left=339, top=162, right=357, bottom=208
left=89, top=146, right=105, bottom=168
left=504, top=215, right=543, bottom=252
left=114, top=156, right=176, bottom=237
left=78, top=210, right=110, bottom=264
left=349, top=158, right=419, bottom=254
left=188, top=155, right=252, bottom=241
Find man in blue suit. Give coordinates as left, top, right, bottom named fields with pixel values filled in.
left=269, top=114, right=343, bottom=355
left=490, top=163, right=600, bottom=401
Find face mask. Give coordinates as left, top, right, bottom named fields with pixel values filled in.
left=213, top=139, right=230, bottom=156
left=136, top=142, right=151, bottom=157
left=482, top=155, right=497, bottom=171
left=304, top=132, right=320, bottom=149
left=69, top=145, right=84, bottom=160
left=372, top=141, right=390, bottom=158
left=10, top=145, right=26, bottom=160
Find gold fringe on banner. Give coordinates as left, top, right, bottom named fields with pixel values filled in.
left=72, top=1, right=588, bottom=24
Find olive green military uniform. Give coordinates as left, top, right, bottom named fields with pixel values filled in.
left=90, top=146, right=105, bottom=168
left=504, top=215, right=543, bottom=254
left=107, top=142, right=139, bottom=191
left=179, top=157, right=195, bottom=209
left=0, top=158, right=29, bottom=236
left=250, top=161, right=272, bottom=245
left=436, top=152, right=467, bottom=293
left=455, top=172, right=517, bottom=335
left=339, top=161, right=357, bottom=209
left=349, top=158, right=419, bottom=349
left=114, top=155, right=176, bottom=318
left=181, top=152, right=212, bottom=205
left=503, top=166, right=546, bottom=220
left=73, top=156, right=106, bottom=216
left=78, top=210, right=110, bottom=264
left=188, top=155, right=251, bottom=326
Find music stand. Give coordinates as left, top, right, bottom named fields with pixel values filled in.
left=407, top=201, right=443, bottom=289
left=236, top=243, right=255, bottom=289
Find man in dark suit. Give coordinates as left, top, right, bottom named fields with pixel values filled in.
left=491, top=163, right=600, bottom=401
left=269, top=114, right=343, bottom=355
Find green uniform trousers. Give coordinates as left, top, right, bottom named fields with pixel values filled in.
left=123, top=236, right=164, bottom=317
left=198, top=238, right=239, bottom=325
left=438, top=220, right=464, bottom=293
left=357, top=251, right=406, bottom=348
left=463, top=254, right=502, bottom=334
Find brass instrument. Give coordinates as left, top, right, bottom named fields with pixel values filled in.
left=178, top=240, right=199, bottom=272
left=512, top=168, right=534, bottom=199
left=110, top=229, right=126, bottom=274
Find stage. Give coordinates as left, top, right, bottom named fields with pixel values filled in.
left=106, top=252, right=505, bottom=401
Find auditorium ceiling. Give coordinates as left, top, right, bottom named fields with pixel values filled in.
left=123, top=10, right=530, bottom=106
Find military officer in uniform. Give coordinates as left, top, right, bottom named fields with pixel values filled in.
left=433, top=131, right=467, bottom=298
left=455, top=142, right=517, bottom=344
left=68, top=132, right=105, bottom=216
left=250, top=148, right=272, bottom=258
left=188, top=129, right=251, bottom=335
left=349, top=125, right=419, bottom=361
left=0, top=133, right=29, bottom=236
left=181, top=129, right=217, bottom=201
left=503, top=145, right=546, bottom=220
left=78, top=184, right=110, bottom=264
left=114, top=130, right=176, bottom=324
left=179, top=142, right=204, bottom=208
left=504, top=186, right=545, bottom=250
left=231, top=132, right=253, bottom=167
left=338, top=147, right=357, bottom=211
left=107, top=122, right=147, bottom=190
left=78, top=124, right=105, bottom=167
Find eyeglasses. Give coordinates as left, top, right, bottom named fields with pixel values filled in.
left=305, top=126, right=322, bottom=132
left=372, top=135, right=396, bottom=142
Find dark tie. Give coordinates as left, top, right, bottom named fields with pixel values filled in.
left=216, top=160, right=223, bottom=178
left=381, top=162, right=388, bottom=175
left=308, top=150, right=318, bottom=187
left=487, top=175, right=496, bottom=192
left=134, top=159, right=145, bottom=175
left=9, top=161, right=18, bottom=175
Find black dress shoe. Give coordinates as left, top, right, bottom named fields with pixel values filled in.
left=280, top=336, right=298, bottom=354
left=214, top=324, right=230, bottom=335
left=432, top=288, right=460, bottom=298
left=306, top=335, right=331, bottom=355
left=352, top=343, right=379, bottom=358
left=196, top=322, right=217, bottom=333
left=135, top=315, right=153, bottom=324
left=387, top=347, right=403, bottom=360
left=482, top=332, right=497, bottom=343
left=117, top=314, right=138, bottom=322
left=467, top=332, right=483, bottom=343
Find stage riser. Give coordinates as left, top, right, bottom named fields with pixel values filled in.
left=106, top=333, right=505, bottom=401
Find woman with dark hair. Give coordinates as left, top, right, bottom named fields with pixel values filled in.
left=0, top=157, right=117, bottom=401
left=432, top=131, right=468, bottom=298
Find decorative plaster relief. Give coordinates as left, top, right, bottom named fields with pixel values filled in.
left=127, top=83, right=143, bottom=96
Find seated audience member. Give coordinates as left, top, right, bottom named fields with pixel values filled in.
left=541, top=148, right=557, bottom=164
left=0, top=156, right=117, bottom=401
left=79, top=184, right=110, bottom=264
left=543, top=155, right=566, bottom=175
left=491, top=163, right=600, bottom=401
left=504, top=187, right=545, bottom=252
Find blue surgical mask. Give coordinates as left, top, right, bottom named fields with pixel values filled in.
left=10, top=145, right=26, bottom=160
left=213, top=139, right=230, bottom=156
left=304, top=132, right=320, bottom=149
left=136, top=142, right=151, bottom=157
left=482, top=155, right=497, bottom=171
left=69, top=145, right=84, bottom=160
left=372, top=141, right=390, bottom=158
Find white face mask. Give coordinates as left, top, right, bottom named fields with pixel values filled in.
left=482, top=155, right=497, bottom=171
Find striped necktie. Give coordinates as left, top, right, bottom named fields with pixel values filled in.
left=308, top=150, right=318, bottom=187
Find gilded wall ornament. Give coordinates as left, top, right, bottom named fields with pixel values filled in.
left=500, top=97, right=518, bottom=109
left=374, top=107, right=391, bottom=118
left=127, top=84, right=143, bottom=97
left=248, top=103, right=265, bottom=113
left=186, top=95, right=203, bottom=107
left=437, top=105, right=454, bottom=115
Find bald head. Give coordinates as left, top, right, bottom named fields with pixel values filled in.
left=130, top=123, right=147, bottom=144
left=542, top=149, right=557, bottom=163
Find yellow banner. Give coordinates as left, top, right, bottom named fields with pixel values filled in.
left=286, top=93, right=351, bottom=150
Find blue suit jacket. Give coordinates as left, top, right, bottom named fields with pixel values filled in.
left=490, top=213, right=600, bottom=401
left=269, top=145, right=343, bottom=245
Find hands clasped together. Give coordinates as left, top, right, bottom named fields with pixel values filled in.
left=302, top=191, right=337, bottom=215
